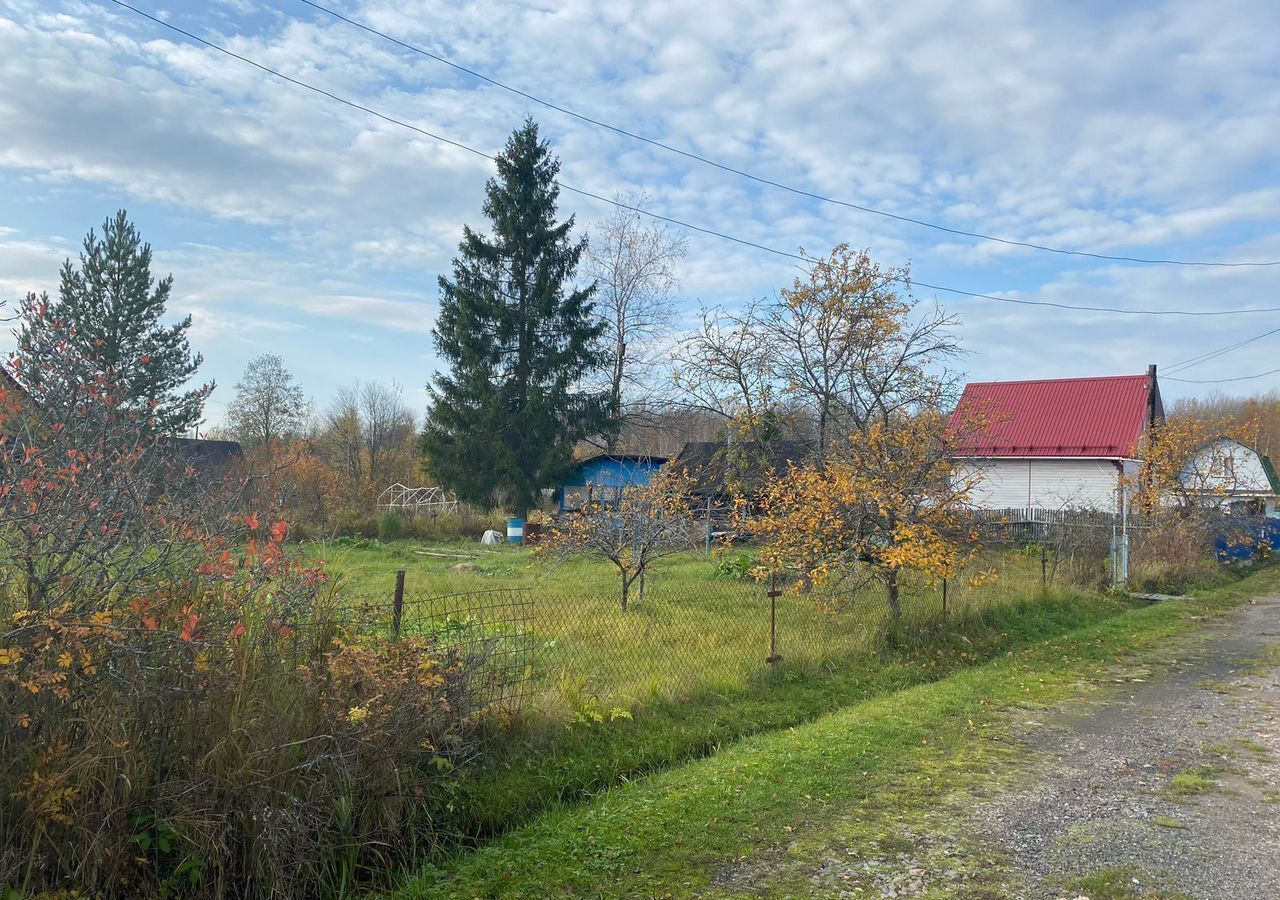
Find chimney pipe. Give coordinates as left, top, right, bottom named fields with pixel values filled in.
left=1146, top=364, right=1158, bottom=428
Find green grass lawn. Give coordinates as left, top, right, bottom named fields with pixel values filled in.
left=393, top=563, right=1280, bottom=899
left=314, top=538, right=1066, bottom=711
left=309, top=539, right=1146, bottom=851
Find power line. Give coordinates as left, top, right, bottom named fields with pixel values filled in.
left=295, top=0, right=1280, bottom=270
left=104, top=0, right=1280, bottom=319
left=1163, top=367, right=1280, bottom=384
left=1163, top=325, right=1280, bottom=375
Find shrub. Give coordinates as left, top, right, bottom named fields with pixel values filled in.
left=1130, top=517, right=1217, bottom=593
left=714, top=552, right=756, bottom=580
left=0, top=522, right=486, bottom=898
left=378, top=510, right=404, bottom=541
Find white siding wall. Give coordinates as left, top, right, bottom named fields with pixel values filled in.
left=957, top=458, right=1123, bottom=511
left=1181, top=439, right=1272, bottom=494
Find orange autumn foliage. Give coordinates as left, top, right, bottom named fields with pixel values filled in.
left=751, top=414, right=983, bottom=617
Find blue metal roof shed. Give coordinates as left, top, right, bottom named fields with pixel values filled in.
left=560, top=454, right=667, bottom=512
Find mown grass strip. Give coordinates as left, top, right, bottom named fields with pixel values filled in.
left=397, top=567, right=1279, bottom=898
left=443, top=586, right=1131, bottom=839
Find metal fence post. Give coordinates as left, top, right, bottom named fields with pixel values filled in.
left=705, top=497, right=712, bottom=557
left=942, top=577, right=948, bottom=619
left=766, top=572, right=782, bottom=666
left=393, top=569, right=405, bottom=637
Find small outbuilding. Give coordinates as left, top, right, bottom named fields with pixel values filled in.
left=172, top=437, right=244, bottom=479
left=559, top=453, right=667, bottom=512
left=667, top=439, right=812, bottom=504
left=1180, top=437, right=1280, bottom=518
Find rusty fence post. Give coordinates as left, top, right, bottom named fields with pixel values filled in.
left=1040, top=544, right=1047, bottom=590
left=392, top=568, right=406, bottom=637
left=766, top=571, right=782, bottom=666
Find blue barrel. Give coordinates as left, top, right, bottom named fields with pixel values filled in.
left=506, top=517, right=524, bottom=543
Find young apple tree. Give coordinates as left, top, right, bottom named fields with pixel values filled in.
left=539, top=472, right=700, bottom=612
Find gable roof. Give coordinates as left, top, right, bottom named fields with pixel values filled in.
left=171, top=437, right=244, bottom=476
left=1193, top=436, right=1280, bottom=495
left=1264, top=455, right=1280, bottom=495
left=0, top=362, right=31, bottom=406
left=669, top=439, right=812, bottom=498
left=563, top=453, right=668, bottom=488
left=949, top=373, right=1158, bottom=459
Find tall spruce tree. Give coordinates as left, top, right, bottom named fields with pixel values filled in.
left=421, top=120, right=613, bottom=516
left=15, top=210, right=209, bottom=433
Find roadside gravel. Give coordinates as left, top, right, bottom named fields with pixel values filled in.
left=971, top=592, right=1280, bottom=899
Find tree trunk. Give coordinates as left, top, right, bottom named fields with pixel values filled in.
left=817, top=403, right=828, bottom=463
left=886, top=568, right=901, bottom=620
left=619, top=569, right=630, bottom=613
left=607, top=339, right=625, bottom=454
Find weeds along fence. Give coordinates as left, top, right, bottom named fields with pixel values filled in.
left=325, top=583, right=537, bottom=713
left=0, top=579, right=529, bottom=898
left=341, top=553, right=1048, bottom=715
left=968, top=505, right=1275, bottom=589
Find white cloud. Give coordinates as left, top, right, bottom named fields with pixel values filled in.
left=0, top=0, right=1278, bottom=406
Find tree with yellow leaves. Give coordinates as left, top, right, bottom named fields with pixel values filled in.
left=772, top=244, right=961, bottom=459
left=1132, top=412, right=1261, bottom=514
left=752, top=412, right=981, bottom=618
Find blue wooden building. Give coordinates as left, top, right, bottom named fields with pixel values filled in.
left=559, top=453, right=667, bottom=513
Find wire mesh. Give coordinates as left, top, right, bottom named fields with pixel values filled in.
left=329, top=586, right=537, bottom=714
left=335, top=551, right=1050, bottom=715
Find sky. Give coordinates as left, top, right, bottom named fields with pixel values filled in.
left=1, top=0, right=1278, bottom=430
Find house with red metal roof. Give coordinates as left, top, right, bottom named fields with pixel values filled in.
left=948, top=365, right=1163, bottom=512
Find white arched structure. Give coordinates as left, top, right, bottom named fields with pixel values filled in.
left=378, top=483, right=459, bottom=517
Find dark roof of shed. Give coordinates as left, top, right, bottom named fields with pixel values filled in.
left=669, top=439, right=812, bottom=497
left=573, top=452, right=669, bottom=468
left=0, top=362, right=31, bottom=404
left=171, top=437, right=244, bottom=471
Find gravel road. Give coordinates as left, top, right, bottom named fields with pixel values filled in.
left=971, top=592, right=1280, bottom=899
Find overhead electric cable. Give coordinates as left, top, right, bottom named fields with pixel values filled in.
left=106, top=0, right=1280, bottom=318
left=1163, top=367, right=1280, bottom=384
left=295, top=0, right=1279, bottom=269
left=1163, top=325, right=1280, bottom=375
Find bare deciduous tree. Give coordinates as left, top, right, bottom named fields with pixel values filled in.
left=671, top=298, right=784, bottom=446
left=322, top=384, right=364, bottom=482
left=672, top=246, right=962, bottom=468
left=772, top=244, right=961, bottom=457
left=360, top=381, right=416, bottom=488
left=538, top=473, right=701, bottom=612
left=588, top=193, right=688, bottom=449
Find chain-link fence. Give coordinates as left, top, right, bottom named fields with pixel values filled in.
left=325, top=583, right=538, bottom=713
left=336, top=551, right=1048, bottom=715
left=969, top=505, right=1277, bottom=588
left=318, top=505, right=1274, bottom=721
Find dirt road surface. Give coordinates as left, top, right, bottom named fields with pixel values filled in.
left=973, top=592, right=1280, bottom=899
